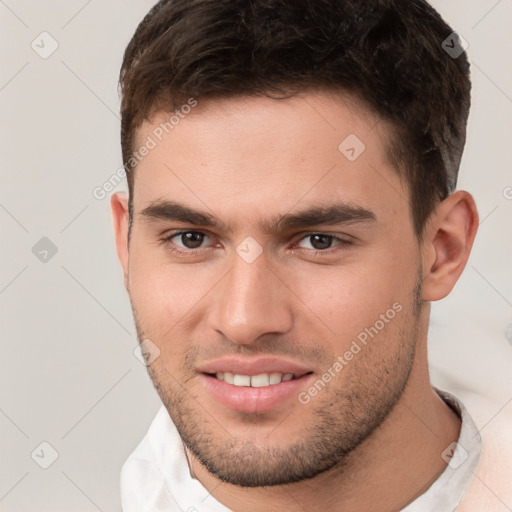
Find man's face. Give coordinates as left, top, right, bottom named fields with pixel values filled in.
left=124, top=92, right=425, bottom=486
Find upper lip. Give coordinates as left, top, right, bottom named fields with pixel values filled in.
left=197, top=357, right=313, bottom=377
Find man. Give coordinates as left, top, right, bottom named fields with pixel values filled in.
left=111, top=1, right=507, bottom=510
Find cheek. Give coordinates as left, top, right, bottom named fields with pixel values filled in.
left=127, top=246, right=188, bottom=331
left=127, top=244, right=222, bottom=345
left=285, top=253, right=415, bottom=347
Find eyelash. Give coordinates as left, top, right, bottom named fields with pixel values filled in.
left=159, top=230, right=353, bottom=257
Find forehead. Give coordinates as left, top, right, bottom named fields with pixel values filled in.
left=131, top=91, right=409, bottom=231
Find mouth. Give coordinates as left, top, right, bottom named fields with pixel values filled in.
left=199, top=363, right=315, bottom=414
left=206, top=371, right=309, bottom=387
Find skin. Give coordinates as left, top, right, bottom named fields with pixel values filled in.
left=111, top=91, right=479, bottom=511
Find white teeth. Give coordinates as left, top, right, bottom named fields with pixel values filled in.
left=250, top=374, right=270, bottom=387
left=233, top=374, right=251, bottom=387
left=269, top=373, right=282, bottom=385
left=214, top=372, right=295, bottom=387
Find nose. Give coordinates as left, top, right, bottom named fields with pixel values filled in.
left=206, top=248, right=294, bottom=346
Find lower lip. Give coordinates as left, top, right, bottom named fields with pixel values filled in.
left=200, top=373, right=314, bottom=413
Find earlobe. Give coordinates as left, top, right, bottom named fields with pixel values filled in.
left=110, top=192, right=130, bottom=291
left=421, top=190, right=479, bottom=302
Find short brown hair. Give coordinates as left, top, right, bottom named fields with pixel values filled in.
left=119, top=0, right=471, bottom=237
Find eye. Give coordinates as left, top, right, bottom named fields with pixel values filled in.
left=296, top=233, right=350, bottom=251
left=167, top=231, right=211, bottom=250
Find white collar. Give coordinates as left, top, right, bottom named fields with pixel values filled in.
left=121, top=389, right=481, bottom=512
left=401, top=389, right=482, bottom=511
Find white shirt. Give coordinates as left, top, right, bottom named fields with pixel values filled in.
left=120, top=389, right=482, bottom=512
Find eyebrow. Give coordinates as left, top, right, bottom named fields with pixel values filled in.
left=139, top=199, right=377, bottom=233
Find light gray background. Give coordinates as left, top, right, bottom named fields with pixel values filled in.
left=0, top=1, right=511, bottom=511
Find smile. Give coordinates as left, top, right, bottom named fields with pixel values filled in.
left=211, top=371, right=296, bottom=387
left=200, top=371, right=314, bottom=414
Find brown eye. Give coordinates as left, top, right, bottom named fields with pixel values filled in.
left=297, top=234, right=335, bottom=250
left=175, top=231, right=207, bottom=249
left=295, top=233, right=352, bottom=253
left=308, top=234, right=333, bottom=250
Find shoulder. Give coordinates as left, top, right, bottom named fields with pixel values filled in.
left=457, top=395, right=512, bottom=512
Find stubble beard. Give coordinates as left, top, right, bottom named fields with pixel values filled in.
left=134, top=273, right=423, bottom=487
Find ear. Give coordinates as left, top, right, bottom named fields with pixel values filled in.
left=110, top=192, right=130, bottom=292
left=421, top=190, right=479, bottom=301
